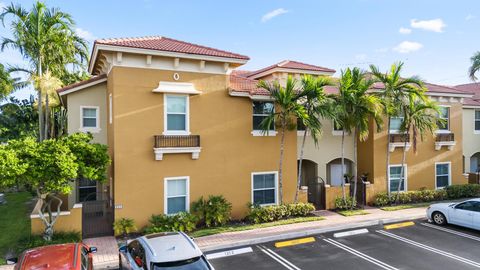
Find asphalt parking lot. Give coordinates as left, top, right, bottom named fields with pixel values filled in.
left=205, top=219, right=480, bottom=270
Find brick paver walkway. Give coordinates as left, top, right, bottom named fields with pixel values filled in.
left=83, top=236, right=119, bottom=269
left=195, top=207, right=427, bottom=251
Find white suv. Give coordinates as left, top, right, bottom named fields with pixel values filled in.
left=119, top=232, right=214, bottom=270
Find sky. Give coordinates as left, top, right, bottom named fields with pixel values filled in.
left=1, top=0, right=480, bottom=100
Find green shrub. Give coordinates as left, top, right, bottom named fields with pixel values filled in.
left=445, top=184, right=480, bottom=199
left=334, top=196, right=356, bottom=210
left=113, top=218, right=137, bottom=237
left=247, top=203, right=315, bottom=224
left=191, top=195, right=232, bottom=227
left=17, top=231, right=81, bottom=254
left=145, top=212, right=197, bottom=233
left=373, top=188, right=448, bottom=207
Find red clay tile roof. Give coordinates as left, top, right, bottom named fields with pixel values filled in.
left=95, top=36, right=249, bottom=60
left=456, top=83, right=480, bottom=106
left=229, top=70, right=269, bottom=96
left=57, top=74, right=107, bottom=94
left=247, top=60, right=336, bottom=78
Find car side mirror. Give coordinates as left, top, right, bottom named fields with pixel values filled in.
left=88, top=247, right=97, bottom=253
left=119, top=246, right=127, bottom=253
left=6, top=258, right=18, bottom=265
left=134, top=257, right=143, bottom=267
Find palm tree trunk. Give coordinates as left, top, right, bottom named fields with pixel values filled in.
left=37, top=57, right=44, bottom=141
left=395, top=131, right=409, bottom=204
left=295, top=128, right=308, bottom=203
left=341, top=129, right=347, bottom=203
left=385, top=118, right=391, bottom=196
left=278, top=121, right=286, bottom=204
left=351, top=127, right=358, bottom=209
left=44, top=94, right=49, bottom=139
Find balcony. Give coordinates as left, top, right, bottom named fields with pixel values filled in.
left=388, top=133, right=411, bottom=152
left=435, top=133, right=455, bottom=151
left=153, top=135, right=201, bottom=160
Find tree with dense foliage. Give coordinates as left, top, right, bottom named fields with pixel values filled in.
left=369, top=62, right=425, bottom=196
left=295, top=75, right=333, bottom=202
left=0, top=133, right=110, bottom=240
left=334, top=68, right=383, bottom=205
left=395, top=95, right=439, bottom=203
left=258, top=76, right=307, bottom=204
left=0, top=96, right=38, bottom=141
left=1, top=1, right=88, bottom=140
left=469, top=51, right=480, bottom=81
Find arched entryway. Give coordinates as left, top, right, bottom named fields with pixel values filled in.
left=297, top=159, right=325, bottom=209
left=470, top=152, right=480, bottom=173
left=326, top=158, right=354, bottom=186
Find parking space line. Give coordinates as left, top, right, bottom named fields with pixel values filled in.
left=421, top=223, right=480, bottom=242
left=205, top=247, right=253, bottom=260
left=257, top=245, right=301, bottom=270
left=323, top=238, right=399, bottom=270
left=377, top=230, right=480, bottom=268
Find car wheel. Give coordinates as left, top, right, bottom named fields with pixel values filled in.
left=432, top=211, right=447, bottom=225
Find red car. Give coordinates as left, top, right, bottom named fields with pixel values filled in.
left=7, top=243, right=97, bottom=270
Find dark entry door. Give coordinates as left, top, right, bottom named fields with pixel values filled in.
left=82, top=195, right=114, bottom=238
left=308, top=177, right=325, bottom=210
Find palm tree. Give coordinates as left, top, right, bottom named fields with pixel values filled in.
left=335, top=68, right=383, bottom=207
left=395, top=95, right=439, bottom=203
left=295, top=75, right=334, bottom=202
left=369, top=62, right=425, bottom=196
left=0, top=63, right=27, bottom=100
left=469, top=51, right=480, bottom=81
left=1, top=1, right=88, bottom=141
left=258, top=76, right=307, bottom=204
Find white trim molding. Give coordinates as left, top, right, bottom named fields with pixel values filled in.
left=251, top=130, right=277, bottom=137
left=435, top=162, right=452, bottom=189
left=389, top=142, right=412, bottom=153
left=164, top=176, right=190, bottom=215
left=58, top=78, right=107, bottom=96
left=435, top=141, right=456, bottom=151
left=153, top=81, right=202, bottom=95
left=79, top=106, right=100, bottom=133
left=251, top=171, right=279, bottom=206
left=154, top=147, right=201, bottom=161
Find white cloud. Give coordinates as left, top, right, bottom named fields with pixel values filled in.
left=466, top=14, right=476, bottom=21
left=399, top=27, right=412, bottom=34
left=75, top=28, right=97, bottom=41
left=355, top=54, right=367, bottom=61
left=393, top=41, right=423, bottom=54
left=261, top=8, right=289, bottom=22
left=410, top=18, right=446, bottom=33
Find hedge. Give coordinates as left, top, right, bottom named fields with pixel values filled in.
left=247, top=203, right=316, bottom=224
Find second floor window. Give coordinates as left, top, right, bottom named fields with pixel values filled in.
left=437, top=106, right=450, bottom=131
left=80, top=106, right=99, bottom=132
left=389, top=116, right=404, bottom=132
left=165, top=95, right=188, bottom=134
left=475, top=110, right=480, bottom=132
left=253, top=101, right=274, bottom=131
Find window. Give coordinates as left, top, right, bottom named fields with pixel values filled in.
left=333, top=122, right=343, bottom=131
left=475, top=110, right=480, bottom=132
left=455, top=201, right=477, bottom=211
left=252, top=101, right=274, bottom=131
left=252, top=172, right=277, bottom=205
left=164, top=177, right=189, bottom=215
left=80, top=106, right=99, bottom=132
left=389, top=116, right=404, bottom=132
left=389, top=165, right=407, bottom=193
left=77, top=178, right=97, bottom=202
left=164, top=95, right=189, bottom=134
left=435, top=162, right=451, bottom=189
left=437, top=106, right=450, bottom=131
left=473, top=201, right=480, bottom=212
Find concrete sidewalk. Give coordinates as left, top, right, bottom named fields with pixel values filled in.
left=195, top=206, right=427, bottom=252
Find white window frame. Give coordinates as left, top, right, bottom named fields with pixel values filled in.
left=79, top=106, right=100, bottom=133
left=474, top=110, right=480, bottom=134
left=251, top=171, right=279, bottom=206
left=163, top=94, right=190, bottom=135
left=435, top=162, right=451, bottom=189
left=389, top=116, right=405, bottom=134
left=388, top=164, right=408, bottom=193
left=164, top=176, right=190, bottom=215
left=252, top=101, right=277, bottom=136
left=332, top=121, right=347, bottom=136
left=436, top=105, right=451, bottom=134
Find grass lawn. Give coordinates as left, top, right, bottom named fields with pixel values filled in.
left=337, top=209, right=369, bottom=217
left=380, top=202, right=432, bottom=211
left=189, top=216, right=324, bottom=238
left=0, top=192, right=33, bottom=264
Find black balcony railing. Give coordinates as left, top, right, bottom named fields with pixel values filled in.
left=389, top=133, right=410, bottom=143
left=436, top=133, right=454, bottom=142
left=154, top=135, right=200, bottom=148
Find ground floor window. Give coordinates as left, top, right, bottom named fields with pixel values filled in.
left=389, top=165, right=407, bottom=193
left=252, top=172, right=278, bottom=206
left=165, top=177, right=189, bottom=215
left=436, top=162, right=451, bottom=189
left=77, top=178, right=97, bottom=202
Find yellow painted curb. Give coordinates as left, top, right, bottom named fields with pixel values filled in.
left=274, top=237, right=315, bottom=248
left=384, top=221, right=415, bottom=230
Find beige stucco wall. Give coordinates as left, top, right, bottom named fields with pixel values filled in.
left=462, top=108, right=480, bottom=172
left=66, top=82, right=107, bottom=144
left=298, top=119, right=355, bottom=183
left=110, top=66, right=300, bottom=228
left=31, top=201, right=82, bottom=235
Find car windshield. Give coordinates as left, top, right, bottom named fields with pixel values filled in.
left=152, top=256, right=210, bottom=270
